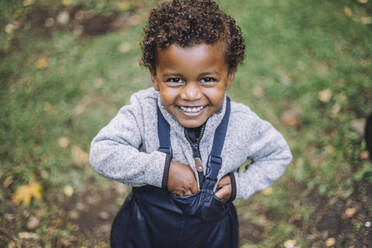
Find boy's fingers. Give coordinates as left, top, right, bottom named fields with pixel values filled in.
left=215, top=184, right=231, bottom=203
left=217, top=175, right=231, bottom=188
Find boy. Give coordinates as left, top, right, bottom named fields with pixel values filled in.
left=90, top=0, right=292, bottom=247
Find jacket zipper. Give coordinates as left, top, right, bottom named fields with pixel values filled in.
left=185, top=125, right=205, bottom=189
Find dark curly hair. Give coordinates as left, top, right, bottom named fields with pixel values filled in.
left=141, top=0, right=245, bottom=71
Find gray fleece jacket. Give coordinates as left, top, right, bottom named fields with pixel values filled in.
left=90, top=87, right=292, bottom=200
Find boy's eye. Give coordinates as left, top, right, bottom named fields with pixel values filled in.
left=166, top=78, right=183, bottom=84
left=200, top=77, right=217, bottom=83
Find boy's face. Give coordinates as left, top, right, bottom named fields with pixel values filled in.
left=151, top=42, right=235, bottom=128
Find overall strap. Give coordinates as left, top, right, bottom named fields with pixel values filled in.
left=205, top=97, right=231, bottom=181
left=157, top=106, right=172, bottom=156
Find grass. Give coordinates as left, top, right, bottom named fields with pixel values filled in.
left=1, top=0, right=371, bottom=247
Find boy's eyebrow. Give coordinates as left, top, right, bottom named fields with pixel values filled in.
left=162, top=73, right=183, bottom=78
left=161, top=71, right=220, bottom=78
left=199, top=71, right=220, bottom=76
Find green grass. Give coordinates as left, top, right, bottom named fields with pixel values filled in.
left=1, top=0, right=371, bottom=247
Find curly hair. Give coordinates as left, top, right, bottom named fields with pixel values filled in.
left=141, top=0, right=245, bottom=71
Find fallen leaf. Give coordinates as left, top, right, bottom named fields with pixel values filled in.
left=64, top=185, right=74, bottom=197
left=360, top=17, right=372, bottom=25
left=57, top=11, right=70, bottom=25
left=60, top=236, right=77, bottom=247
left=326, top=237, right=336, bottom=246
left=325, top=145, right=335, bottom=155
left=45, top=17, right=55, bottom=27
left=360, top=150, right=369, bottom=160
left=69, top=210, right=79, bottom=219
left=281, top=106, right=302, bottom=128
left=118, top=1, right=131, bottom=11
left=318, top=89, right=332, bottom=103
left=262, top=187, right=272, bottom=196
left=58, top=136, right=70, bottom=148
left=71, top=145, right=89, bottom=165
left=3, top=176, right=13, bottom=188
left=284, top=239, right=296, bottom=248
left=358, top=0, right=368, bottom=4
left=344, top=7, right=352, bottom=17
left=115, top=183, right=128, bottom=194
left=35, top=57, right=49, bottom=69
left=5, top=23, right=15, bottom=34
left=43, top=102, right=58, bottom=115
left=94, top=77, right=104, bottom=88
left=331, top=103, right=341, bottom=116
left=18, top=232, right=38, bottom=239
left=99, top=211, right=109, bottom=220
left=343, top=207, right=357, bottom=218
left=27, top=216, right=40, bottom=230
left=13, top=9, right=23, bottom=19
left=12, top=182, right=42, bottom=206
left=252, top=85, right=264, bottom=97
left=119, top=42, right=131, bottom=53
left=351, top=118, right=366, bottom=136
left=61, top=0, right=72, bottom=6
left=23, top=0, right=34, bottom=7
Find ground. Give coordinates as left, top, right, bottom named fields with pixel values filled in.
left=1, top=0, right=371, bottom=247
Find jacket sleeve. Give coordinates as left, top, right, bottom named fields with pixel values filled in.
left=233, top=115, right=292, bottom=200
left=89, top=95, right=166, bottom=188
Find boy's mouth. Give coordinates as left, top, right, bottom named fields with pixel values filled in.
left=177, top=105, right=207, bottom=114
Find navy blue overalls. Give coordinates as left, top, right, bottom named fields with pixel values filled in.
left=111, top=98, right=239, bottom=248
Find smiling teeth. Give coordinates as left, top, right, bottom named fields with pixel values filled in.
left=180, top=106, right=204, bottom=113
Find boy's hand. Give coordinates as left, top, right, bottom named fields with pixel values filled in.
left=215, top=175, right=232, bottom=203
left=168, top=161, right=198, bottom=196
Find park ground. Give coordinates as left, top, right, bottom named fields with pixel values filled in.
left=0, top=0, right=371, bottom=247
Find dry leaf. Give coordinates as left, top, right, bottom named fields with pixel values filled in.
left=318, top=89, right=332, bottom=103
left=12, top=182, right=42, bottom=206
left=58, top=136, right=70, bottom=148
left=263, top=187, right=272, bottom=196
left=99, top=211, right=109, bottom=220
left=351, top=118, right=366, bottom=136
left=5, top=24, right=13, bottom=33
left=325, top=145, right=335, bottom=155
left=18, top=232, right=38, bottom=239
left=72, top=145, right=89, bottom=165
left=281, top=106, right=302, bottom=128
left=35, top=57, right=49, bottom=69
left=252, top=85, right=264, bottom=97
left=57, top=11, right=70, bottom=25
left=64, top=185, right=74, bottom=197
left=343, top=207, right=357, bottom=218
left=284, top=239, right=296, bottom=248
left=360, top=17, right=372, bottom=25
left=3, top=176, right=13, bottom=188
left=344, top=7, right=352, bottom=17
left=43, top=102, right=58, bottom=115
left=326, top=237, right=336, bottom=246
left=118, top=1, right=131, bottom=11
left=23, top=0, right=34, bottom=7
left=358, top=0, right=368, bottom=4
left=119, top=42, right=131, bottom=53
left=27, top=216, right=40, bottom=230
left=61, top=0, right=72, bottom=6
left=360, top=150, right=369, bottom=160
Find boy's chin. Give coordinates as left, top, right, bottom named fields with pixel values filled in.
left=178, top=119, right=206, bottom=128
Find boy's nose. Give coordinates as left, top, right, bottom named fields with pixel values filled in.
left=181, top=82, right=202, bottom=101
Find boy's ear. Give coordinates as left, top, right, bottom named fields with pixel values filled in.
left=150, top=68, right=160, bottom=91
left=225, top=68, right=236, bottom=90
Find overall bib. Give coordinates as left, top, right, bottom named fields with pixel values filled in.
left=111, top=98, right=239, bottom=248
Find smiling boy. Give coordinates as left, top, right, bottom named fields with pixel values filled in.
left=90, top=0, right=292, bottom=247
